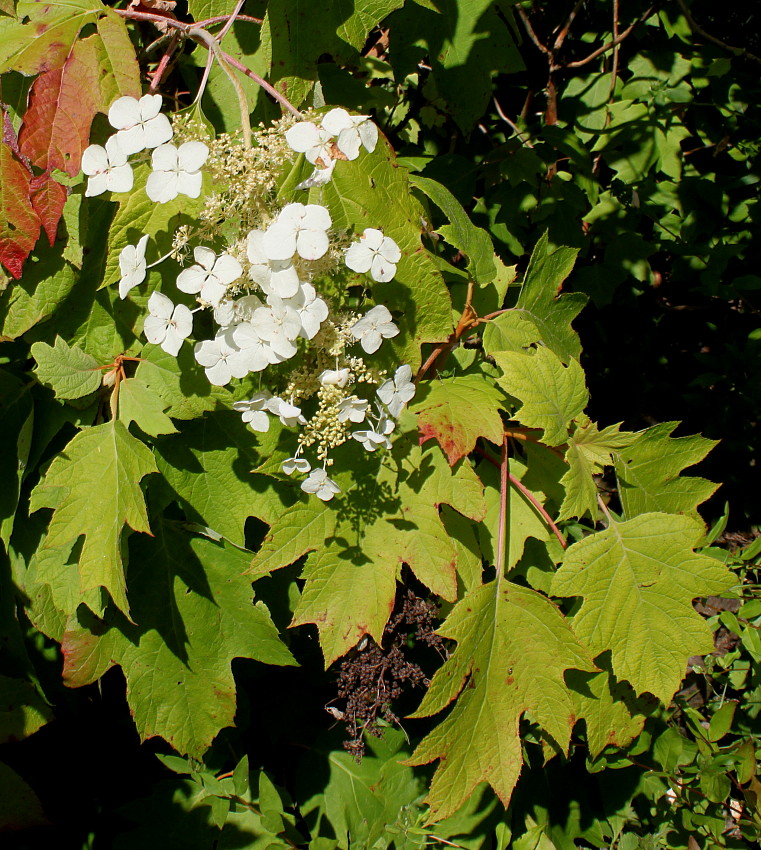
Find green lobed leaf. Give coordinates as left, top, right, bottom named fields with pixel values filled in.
left=320, top=136, right=453, bottom=369
left=0, top=252, right=77, bottom=339
left=29, top=419, right=158, bottom=616
left=0, top=673, right=52, bottom=743
left=552, top=513, right=735, bottom=703
left=411, top=374, right=505, bottom=466
left=155, top=411, right=290, bottom=546
left=406, top=580, right=594, bottom=822
left=94, top=10, right=142, bottom=105
left=0, top=370, right=33, bottom=544
left=614, top=421, right=719, bottom=520
left=389, top=0, right=524, bottom=132
left=31, top=335, right=101, bottom=399
left=513, top=232, right=586, bottom=363
left=409, top=174, right=496, bottom=284
left=482, top=311, right=541, bottom=356
left=117, top=376, right=178, bottom=437
left=493, top=347, right=588, bottom=446
left=60, top=525, right=296, bottom=757
left=0, top=0, right=104, bottom=75
left=559, top=419, right=635, bottom=520
left=251, top=429, right=485, bottom=665
left=135, top=343, right=232, bottom=421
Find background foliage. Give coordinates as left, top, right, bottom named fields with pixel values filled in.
left=0, top=1, right=759, bottom=848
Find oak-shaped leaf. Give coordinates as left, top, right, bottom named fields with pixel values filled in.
left=60, top=524, right=296, bottom=757
left=29, top=420, right=158, bottom=616
left=251, top=433, right=486, bottom=665
left=513, top=231, right=586, bottom=363
left=409, top=174, right=496, bottom=284
left=614, top=421, right=719, bottom=520
left=117, top=376, right=177, bottom=437
left=552, top=513, right=734, bottom=703
left=411, top=374, right=505, bottom=465
left=406, top=580, right=594, bottom=822
left=559, top=419, right=635, bottom=520
left=31, top=336, right=101, bottom=400
left=494, top=347, right=588, bottom=446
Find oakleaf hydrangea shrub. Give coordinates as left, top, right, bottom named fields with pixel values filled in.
left=84, top=97, right=414, bottom=500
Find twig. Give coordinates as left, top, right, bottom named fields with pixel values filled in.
left=553, top=0, right=585, bottom=51
left=195, top=0, right=244, bottom=105
left=189, top=26, right=252, bottom=147
left=674, top=0, right=761, bottom=65
left=492, top=96, right=534, bottom=148
left=149, top=30, right=180, bottom=92
left=597, top=494, right=612, bottom=525
left=215, top=0, right=246, bottom=42
left=516, top=6, right=552, bottom=56
left=609, top=0, right=620, bottom=98
left=564, top=4, right=657, bottom=70
left=114, top=8, right=302, bottom=117
left=415, top=282, right=479, bottom=384
left=195, top=14, right=262, bottom=27
left=509, top=469, right=567, bottom=549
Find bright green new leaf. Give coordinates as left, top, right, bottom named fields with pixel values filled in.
left=559, top=419, right=635, bottom=520
left=552, top=513, right=735, bottom=703
left=514, top=232, right=586, bottom=363
left=29, top=420, right=158, bottom=615
left=411, top=374, right=505, bottom=465
left=482, top=311, right=541, bottom=356
left=322, top=137, right=453, bottom=369
left=60, top=526, right=296, bottom=757
left=494, top=347, right=588, bottom=446
left=31, top=336, right=101, bottom=399
left=117, top=376, right=177, bottom=437
left=409, top=175, right=496, bottom=284
left=614, top=421, right=719, bottom=520
left=407, top=580, right=594, bottom=822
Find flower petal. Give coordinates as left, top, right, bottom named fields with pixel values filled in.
left=285, top=121, right=321, bottom=152
left=295, top=228, right=329, bottom=261
left=146, top=171, right=177, bottom=203
left=107, top=96, right=141, bottom=130
left=177, top=141, right=209, bottom=172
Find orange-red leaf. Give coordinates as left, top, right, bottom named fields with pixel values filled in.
left=0, top=141, right=41, bottom=279
left=18, top=35, right=101, bottom=178
left=30, top=175, right=68, bottom=245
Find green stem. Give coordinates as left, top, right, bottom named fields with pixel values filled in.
left=189, top=26, right=251, bottom=148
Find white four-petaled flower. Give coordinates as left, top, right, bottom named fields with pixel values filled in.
left=345, top=228, right=401, bottom=283
left=82, top=136, right=133, bottom=197
left=118, top=234, right=149, bottom=299
left=146, top=141, right=209, bottom=203
left=177, top=247, right=242, bottom=307
left=233, top=392, right=272, bottom=432
left=352, top=412, right=395, bottom=452
left=377, top=364, right=416, bottom=417
left=337, top=396, right=369, bottom=424
left=143, top=291, right=193, bottom=356
left=350, top=304, right=399, bottom=354
left=194, top=332, right=249, bottom=386
left=301, top=468, right=340, bottom=501
left=267, top=397, right=307, bottom=427
left=262, top=203, right=332, bottom=262
left=285, top=122, right=334, bottom=167
left=322, top=108, right=378, bottom=160
left=108, top=94, right=173, bottom=156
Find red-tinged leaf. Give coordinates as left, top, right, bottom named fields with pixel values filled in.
left=30, top=175, right=67, bottom=245
left=18, top=35, right=101, bottom=178
left=0, top=0, right=104, bottom=75
left=411, top=375, right=506, bottom=465
left=0, top=141, right=40, bottom=279
left=96, top=11, right=142, bottom=104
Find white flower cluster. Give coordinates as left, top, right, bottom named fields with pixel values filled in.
left=81, top=94, right=209, bottom=204
left=92, top=100, right=417, bottom=502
